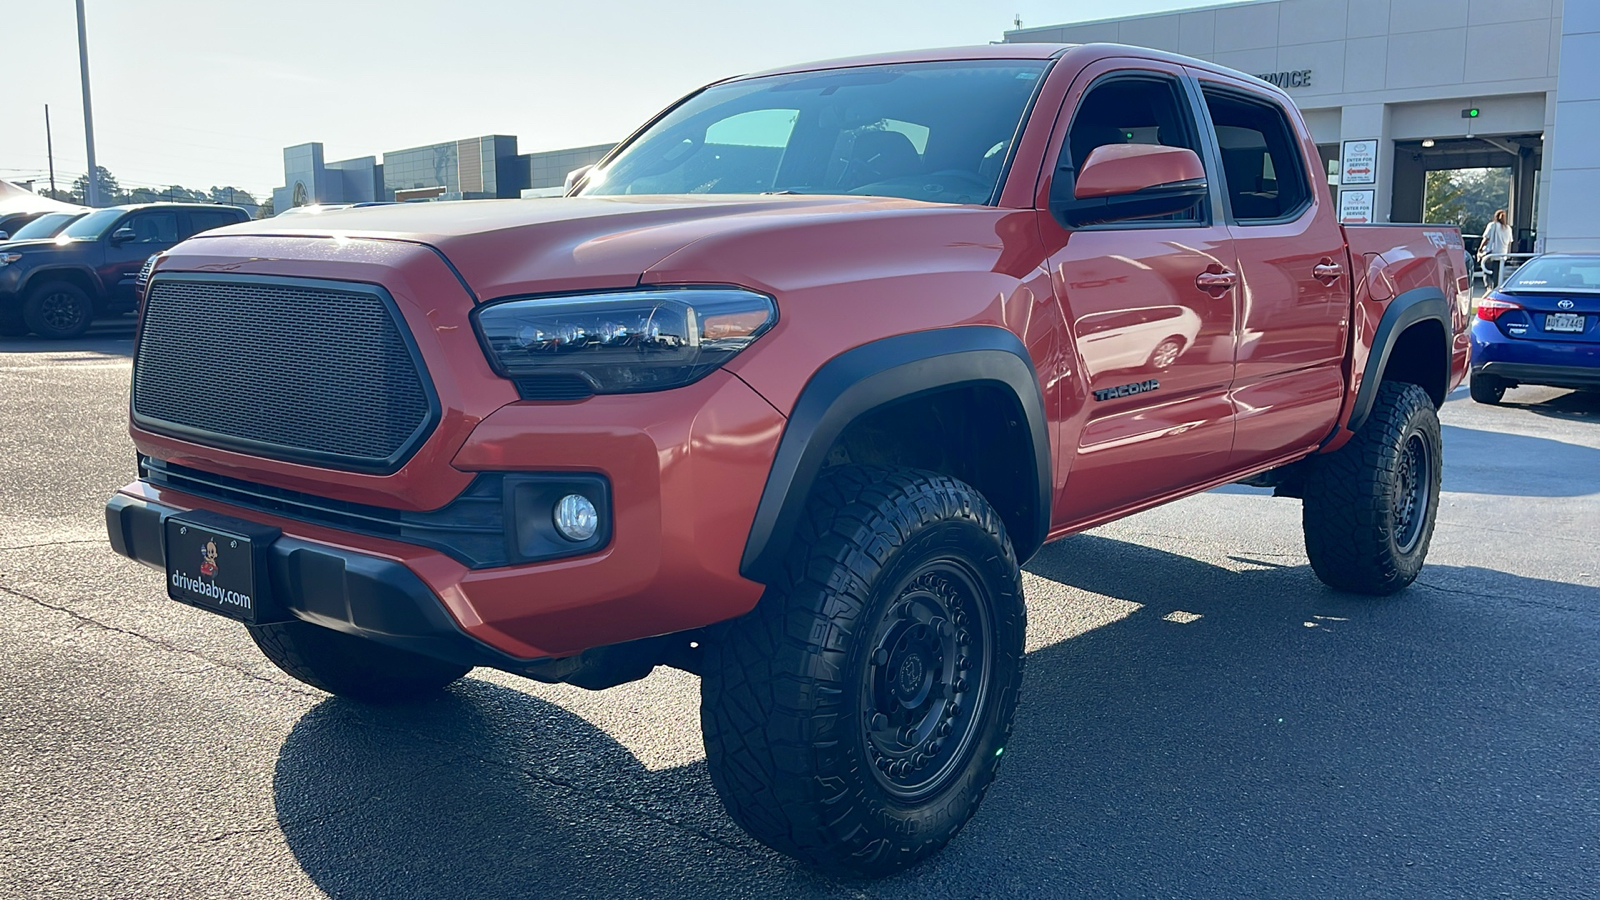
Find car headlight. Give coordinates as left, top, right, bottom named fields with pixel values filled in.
left=474, top=287, right=777, bottom=396
left=0, top=253, right=21, bottom=267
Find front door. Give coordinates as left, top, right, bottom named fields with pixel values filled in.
left=101, top=209, right=182, bottom=305
left=1039, top=63, right=1240, bottom=526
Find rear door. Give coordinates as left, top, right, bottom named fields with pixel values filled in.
left=1190, top=71, right=1350, bottom=469
left=183, top=209, right=245, bottom=239
left=1040, top=59, right=1240, bottom=526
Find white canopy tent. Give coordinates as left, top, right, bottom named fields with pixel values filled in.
left=0, top=180, right=88, bottom=219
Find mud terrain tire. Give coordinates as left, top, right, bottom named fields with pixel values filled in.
left=1303, top=381, right=1441, bottom=595
left=701, top=466, right=1026, bottom=876
left=248, top=620, right=471, bottom=702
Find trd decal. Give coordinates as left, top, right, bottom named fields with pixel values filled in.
left=1093, top=379, right=1159, bottom=401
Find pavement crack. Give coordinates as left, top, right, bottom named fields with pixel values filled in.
left=0, top=582, right=322, bottom=700
left=0, top=539, right=105, bottom=552
left=1414, top=578, right=1594, bottom=614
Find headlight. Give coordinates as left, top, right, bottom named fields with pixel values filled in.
left=474, top=287, right=777, bottom=396
left=0, top=253, right=21, bottom=267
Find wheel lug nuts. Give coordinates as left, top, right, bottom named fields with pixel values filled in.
left=899, top=725, right=918, bottom=744
left=899, top=604, right=916, bottom=619
left=957, top=629, right=971, bottom=643
left=868, top=712, right=889, bottom=732
left=957, top=657, right=972, bottom=671
left=871, top=648, right=889, bottom=666
left=928, top=739, right=943, bottom=754
left=954, top=677, right=969, bottom=693
left=938, top=721, right=952, bottom=737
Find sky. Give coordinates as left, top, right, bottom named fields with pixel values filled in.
left=1, top=0, right=1245, bottom=201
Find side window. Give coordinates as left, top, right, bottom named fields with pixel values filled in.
left=118, top=211, right=180, bottom=244
left=1201, top=89, right=1311, bottom=222
left=1064, top=76, right=1204, bottom=223
left=186, top=211, right=242, bottom=237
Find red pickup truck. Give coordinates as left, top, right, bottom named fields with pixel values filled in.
left=106, top=43, right=1468, bottom=875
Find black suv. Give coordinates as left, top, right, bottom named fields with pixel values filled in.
left=0, top=203, right=249, bottom=339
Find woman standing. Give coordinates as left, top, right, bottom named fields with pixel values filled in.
left=1479, top=209, right=1514, bottom=289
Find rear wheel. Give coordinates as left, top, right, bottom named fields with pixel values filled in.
left=248, top=619, right=471, bottom=703
left=1469, top=370, right=1506, bottom=405
left=22, top=280, right=93, bottom=340
left=700, top=466, right=1026, bottom=876
left=1302, top=382, right=1441, bottom=595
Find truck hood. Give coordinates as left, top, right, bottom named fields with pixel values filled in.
left=191, top=195, right=952, bottom=300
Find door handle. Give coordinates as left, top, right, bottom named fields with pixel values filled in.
left=1313, top=260, right=1343, bottom=284
left=1195, top=269, right=1237, bottom=296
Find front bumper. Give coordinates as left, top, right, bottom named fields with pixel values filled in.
left=106, top=492, right=530, bottom=671
left=111, top=368, right=786, bottom=662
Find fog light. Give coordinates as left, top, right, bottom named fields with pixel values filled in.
left=553, top=494, right=599, bottom=541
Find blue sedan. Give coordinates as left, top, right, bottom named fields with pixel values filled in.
left=1470, top=253, right=1600, bottom=404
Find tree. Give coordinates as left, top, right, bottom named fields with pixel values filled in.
left=70, top=166, right=124, bottom=206
left=258, top=196, right=275, bottom=218
left=1424, top=170, right=1466, bottom=228
left=208, top=186, right=259, bottom=217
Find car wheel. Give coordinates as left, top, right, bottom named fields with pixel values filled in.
left=1147, top=337, right=1184, bottom=370
left=248, top=619, right=471, bottom=703
left=700, top=466, right=1026, bottom=876
left=1302, top=381, right=1441, bottom=595
left=1469, top=370, right=1506, bottom=405
left=22, top=280, right=94, bottom=340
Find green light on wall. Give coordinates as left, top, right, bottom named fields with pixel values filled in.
left=1462, top=108, right=1480, bottom=118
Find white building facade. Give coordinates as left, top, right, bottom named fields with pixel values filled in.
left=1006, top=0, right=1600, bottom=251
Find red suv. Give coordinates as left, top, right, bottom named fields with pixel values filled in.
left=107, top=44, right=1467, bottom=875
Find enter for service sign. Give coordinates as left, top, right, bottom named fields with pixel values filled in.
left=1341, top=139, right=1378, bottom=185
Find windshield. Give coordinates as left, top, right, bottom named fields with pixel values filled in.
left=9, top=212, right=86, bottom=241
left=1503, top=256, right=1600, bottom=292
left=59, top=207, right=128, bottom=240
left=582, top=59, right=1050, bottom=205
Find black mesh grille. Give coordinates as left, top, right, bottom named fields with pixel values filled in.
left=133, top=276, right=435, bottom=469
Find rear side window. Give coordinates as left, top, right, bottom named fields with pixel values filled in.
left=186, top=210, right=242, bottom=237
left=1064, top=75, right=1205, bottom=223
left=1201, top=88, right=1310, bottom=223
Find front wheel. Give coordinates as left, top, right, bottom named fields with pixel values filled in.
left=248, top=619, right=471, bottom=703
left=22, top=280, right=94, bottom=340
left=1302, top=382, right=1442, bottom=595
left=700, top=466, right=1026, bottom=877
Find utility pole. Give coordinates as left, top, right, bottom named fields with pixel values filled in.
left=45, top=105, right=58, bottom=200
left=75, top=0, right=100, bottom=207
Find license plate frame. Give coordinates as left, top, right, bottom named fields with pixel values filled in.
left=1546, top=312, right=1586, bottom=333
left=163, top=510, right=282, bottom=625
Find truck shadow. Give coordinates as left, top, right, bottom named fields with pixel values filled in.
left=272, top=534, right=1599, bottom=898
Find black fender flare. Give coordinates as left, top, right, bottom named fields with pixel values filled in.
left=739, top=326, right=1052, bottom=583
left=1345, top=285, right=1451, bottom=435
left=19, top=264, right=105, bottom=302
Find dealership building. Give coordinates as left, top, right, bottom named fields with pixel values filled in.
left=1006, top=0, right=1600, bottom=251
left=273, top=137, right=614, bottom=209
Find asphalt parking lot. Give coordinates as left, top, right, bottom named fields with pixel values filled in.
left=2, top=320, right=1596, bottom=899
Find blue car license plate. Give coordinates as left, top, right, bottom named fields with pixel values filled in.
left=1546, top=313, right=1585, bottom=333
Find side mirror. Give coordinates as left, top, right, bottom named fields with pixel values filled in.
left=1052, top=144, right=1208, bottom=227
left=110, top=226, right=136, bottom=244
left=564, top=164, right=595, bottom=194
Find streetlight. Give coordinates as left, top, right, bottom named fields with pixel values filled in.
left=75, top=0, right=100, bottom=207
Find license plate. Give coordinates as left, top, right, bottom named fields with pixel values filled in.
left=164, top=511, right=279, bottom=624
left=1546, top=313, right=1586, bottom=333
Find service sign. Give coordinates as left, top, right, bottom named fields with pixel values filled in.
left=1342, top=140, right=1378, bottom=185
left=1339, top=190, right=1375, bottom=224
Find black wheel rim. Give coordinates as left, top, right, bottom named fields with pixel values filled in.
left=1394, top=432, right=1431, bottom=553
left=40, top=291, right=86, bottom=333
left=860, top=558, right=993, bottom=802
